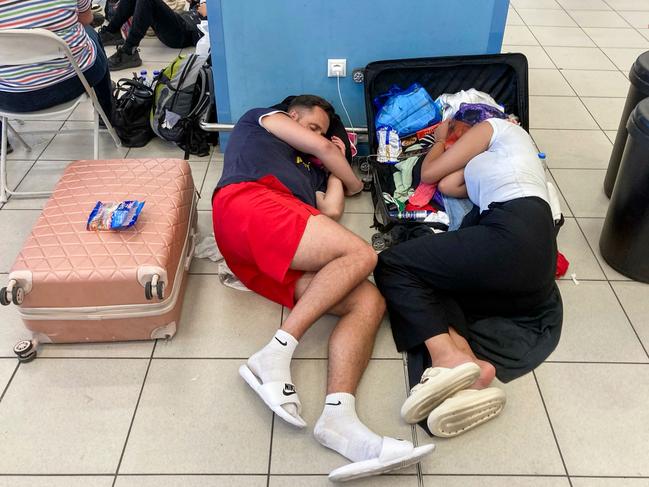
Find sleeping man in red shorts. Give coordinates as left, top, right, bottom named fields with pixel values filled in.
left=212, top=95, right=434, bottom=481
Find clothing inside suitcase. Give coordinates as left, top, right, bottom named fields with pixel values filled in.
left=363, top=53, right=529, bottom=235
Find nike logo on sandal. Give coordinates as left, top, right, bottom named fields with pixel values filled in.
left=283, top=384, right=297, bottom=396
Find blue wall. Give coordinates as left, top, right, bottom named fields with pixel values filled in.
left=208, top=0, right=509, bottom=133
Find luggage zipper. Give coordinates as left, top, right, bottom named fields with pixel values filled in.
left=17, top=192, right=198, bottom=321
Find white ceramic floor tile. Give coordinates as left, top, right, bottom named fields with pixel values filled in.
left=601, top=47, right=648, bottom=72
left=562, top=69, right=629, bottom=97
left=507, top=9, right=525, bottom=26
left=154, top=275, right=281, bottom=358
left=511, top=0, right=561, bottom=8
left=530, top=96, right=598, bottom=129
left=188, top=160, right=209, bottom=190
left=422, top=477, right=571, bottom=487
left=344, top=190, right=374, bottom=214
left=545, top=46, right=617, bottom=70
left=418, top=374, right=565, bottom=475
left=517, top=8, right=577, bottom=26
left=120, top=359, right=272, bottom=473
left=67, top=99, right=96, bottom=122
left=611, top=281, right=649, bottom=352
left=3, top=160, right=70, bottom=210
left=197, top=162, right=222, bottom=210
left=549, top=281, right=647, bottom=362
left=0, top=160, right=34, bottom=200
left=638, top=28, right=649, bottom=42
left=572, top=478, right=649, bottom=487
left=39, top=121, right=128, bottom=160
left=606, top=0, right=649, bottom=9
left=551, top=169, right=609, bottom=217
left=291, top=309, right=401, bottom=360
left=605, top=130, right=618, bottom=143
left=529, top=69, right=576, bottom=96
left=583, top=27, right=649, bottom=48
left=270, top=360, right=414, bottom=475
left=556, top=0, right=611, bottom=9
left=136, top=41, right=181, bottom=63
left=5, top=121, right=64, bottom=161
left=115, top=475, right=267, bottom=487
left=338, top=212, right=375, bottom=244
left=567, top=10, right=630, bottom=28
left=502, top=45, right=556, bottom=69
left=0, top=210, right=41, bottom=273
left=616, top=10, right=649, bottom=28
left=536, top=363, right=649, bottom=476
left=271, top=476, right=418, bottom=487
left=0, top=358, right=16, bottom=392
left=580, top=97, right=627, bottom=130
left=546, top=170, right=573, bottom=217
left=0, top=358, right=147, bottom=473
left=503, top=26, right=540, bottom=46
left=529, top=26, right=595, bottom=47
left=556, top=217, right=606, bottom=280
left=577, top=217, right=631, bottom=281
left=532, top=129, right=612, bottom=169
left=0, top=478, right=113, bottom=487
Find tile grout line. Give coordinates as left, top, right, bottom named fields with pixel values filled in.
left=111, top=340, right=158, bottom=487
left=531, top=370, right=574, bottom=487
left=0, top=360, right=20, bottom=405
left=607, top=282, right=649, bottom=360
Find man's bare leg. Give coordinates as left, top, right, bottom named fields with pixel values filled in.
left=246, top=214, right=378, bottom=424
left=293, top=275, right=390, bottom=463
left=281, top=215, right=378, bottom=340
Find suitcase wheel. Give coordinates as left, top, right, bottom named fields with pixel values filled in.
left=359, top=161, right=370, bottom=173
left=144, top=276, right=165, bottom=301
left=145, top=281, right=153, bottom=300
left=371, top=232, right=391, bottom=252
left=0, top=287, right=9, bottom=306
left=11, top=286, right=24, bottom=306
left=14, top=340, right=37, bottom=363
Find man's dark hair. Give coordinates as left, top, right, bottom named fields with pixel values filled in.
left=288, top=94, right=335, bottom=122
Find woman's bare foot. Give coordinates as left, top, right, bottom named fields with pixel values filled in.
left=448, top=327, right=496, bottom=389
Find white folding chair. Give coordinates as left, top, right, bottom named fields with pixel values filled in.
left=0, top=28, right=122, bottom=203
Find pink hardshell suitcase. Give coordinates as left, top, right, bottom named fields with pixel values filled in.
left=1, top=159, right=198, bottom=361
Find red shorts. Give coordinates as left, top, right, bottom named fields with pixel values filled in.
left=212, top=175, right=320, bottom=308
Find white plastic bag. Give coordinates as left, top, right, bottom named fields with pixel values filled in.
left=436, top=89, right=503, bottom=120
left=195, top=20, right=210, bottom=57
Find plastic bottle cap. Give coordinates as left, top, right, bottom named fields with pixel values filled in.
left=140, top=70, right=147, bottom=75
left=538, top=152, right=546, bottom=159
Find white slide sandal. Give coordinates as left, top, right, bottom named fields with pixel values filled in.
left=239, top=364, right=307, bottom=428
left=427, top=387, right=506, bottom=437
left=328, top=437, right=435, bottom=483
left=401, top=362, right=481, bottom=423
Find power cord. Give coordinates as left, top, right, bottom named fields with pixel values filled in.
left=336, top=72, right=355, bottom=132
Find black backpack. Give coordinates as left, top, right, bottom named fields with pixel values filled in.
left=112, top=78, right=155, bottom=148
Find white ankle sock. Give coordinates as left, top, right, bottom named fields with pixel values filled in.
left=314, top=393, right=383, bottom=463
left=247, top=330, right=299, bottom=417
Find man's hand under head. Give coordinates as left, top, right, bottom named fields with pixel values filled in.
left=260, top=112, right=363, bottom=196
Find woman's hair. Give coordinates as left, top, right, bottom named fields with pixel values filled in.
left=288, top=95, right=335, bottom=122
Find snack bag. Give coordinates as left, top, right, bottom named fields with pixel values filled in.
left=87, top=200, right=145, bottom=231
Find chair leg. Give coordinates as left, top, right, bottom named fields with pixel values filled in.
left=93, top=110, right=99, bottom=159
left=7, top=122, right=31, bottom=151
left=1, top=117, right=9, bottom=204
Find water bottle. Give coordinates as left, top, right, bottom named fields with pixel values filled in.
left=139, top=69, right=147, bottom=84
left=388, top=210, right=432, bottom=221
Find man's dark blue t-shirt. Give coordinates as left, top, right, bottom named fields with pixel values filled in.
left=216, top=108, right=327, bottom=208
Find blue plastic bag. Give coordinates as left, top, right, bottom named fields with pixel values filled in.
left=374, top=83, right=442, bottom=136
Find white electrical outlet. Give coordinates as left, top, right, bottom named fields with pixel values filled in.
left=328, top=59, right=347, bottom=77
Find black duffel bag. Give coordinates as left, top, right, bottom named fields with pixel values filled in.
left=112, top=78, right=155, bottom=148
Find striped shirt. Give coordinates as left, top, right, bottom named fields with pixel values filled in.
left=0, top=0, right=97, bottom=92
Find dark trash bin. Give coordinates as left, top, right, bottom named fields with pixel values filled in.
left=604, top=50, right=649, bottom=198
left=600, top=98, right=649, bottom=283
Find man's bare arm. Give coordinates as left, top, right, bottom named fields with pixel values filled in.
left=261, top=113, right=363, bottom=195
left=316, top=174, right=345, bottom=221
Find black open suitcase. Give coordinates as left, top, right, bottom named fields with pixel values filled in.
left=361, top=53, right=529, bottom=250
